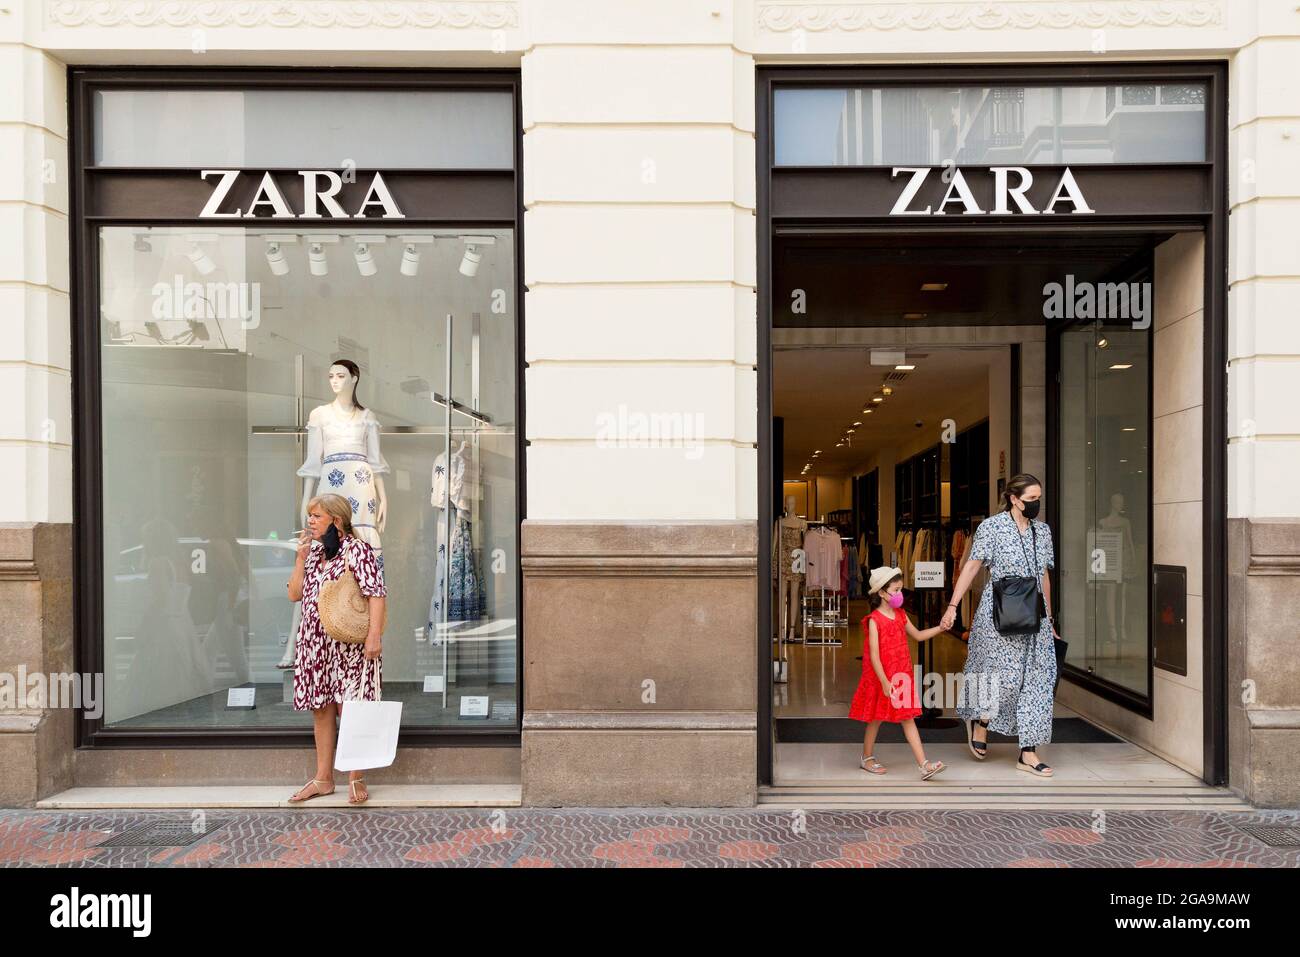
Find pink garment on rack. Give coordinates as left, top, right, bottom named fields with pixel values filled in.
left=803, top=527, right=841, bottom=591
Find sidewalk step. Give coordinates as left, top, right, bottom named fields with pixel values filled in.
left=36, top=785, right=521, bottom=810
left=758, top=784, right=1253, bottom=811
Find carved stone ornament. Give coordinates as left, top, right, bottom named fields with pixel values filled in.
left=47, top=1, right=520, bottom=29
left=755, top=1, right=1225, bottom=32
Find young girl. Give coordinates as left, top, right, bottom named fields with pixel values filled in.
left=849, top=566, right=946, bottom=779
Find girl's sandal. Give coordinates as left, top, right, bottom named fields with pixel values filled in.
left=348, top=778, right=369, bottom=805
left=288, top=779, right=334, bottom=803
left=918, top=759, right=946, bottom=780
left=859, top=755, right=888, bottom=775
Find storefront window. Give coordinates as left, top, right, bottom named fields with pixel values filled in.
left=98, top=225, right=518, bottom=729
left=1057, top=317, right=1151, bottom=694
left=94, top=89, right=515, bottom=168
left=774, top=83, right=1206, bottom=166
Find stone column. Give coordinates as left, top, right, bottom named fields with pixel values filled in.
left=520, top=2, right=758, bottom=805
left=0, top=20, right=73, bottom=804
left=1226, top=12, right=1300, bottom=805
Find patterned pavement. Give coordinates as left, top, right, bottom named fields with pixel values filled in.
left=2, top=807, right=1299, bottom=867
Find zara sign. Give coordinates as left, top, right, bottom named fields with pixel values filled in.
left=198, top=169, right=405, bottom=220
left=889, top=165, right=1094, bottom=216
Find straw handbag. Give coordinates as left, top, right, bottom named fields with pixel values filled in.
left=319, top=564, right=370, bottom=645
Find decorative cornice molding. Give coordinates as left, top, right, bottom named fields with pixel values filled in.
left=47, top=1, right=519, bottom=30
left=755, top=1, right=1225, bottom=33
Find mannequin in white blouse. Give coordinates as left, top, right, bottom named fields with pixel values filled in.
left=298, top=363, right=388, bottom=535
left=279, top=361, right=388, bottom=669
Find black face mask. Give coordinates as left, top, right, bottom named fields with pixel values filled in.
left=321, top=523, right=342, bottom=559
left=1020, top=499, right=1041, bottom=520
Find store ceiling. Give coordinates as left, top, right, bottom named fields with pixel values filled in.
left=772, top=231, right=1166, bottom=327
left=776, top=346, right=993, bottom=478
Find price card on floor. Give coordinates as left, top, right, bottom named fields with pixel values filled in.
left=460, top=695, right=490, bottom=719
left=914, top=561, right=945, bottom=589
left=226, top=687, right=256, bottom=709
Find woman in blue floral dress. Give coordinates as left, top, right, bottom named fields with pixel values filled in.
left=941, top=474, right=1061, bottom=777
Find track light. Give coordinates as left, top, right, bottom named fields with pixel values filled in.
left=186, top=241, right=216, bottom=276
left=459, top=244, right=481, bottom=277
left=400, top=243, right=420, bottom=277
left=308, top=243, right=328, bottom=276
left=458, top=235, right=497, bottom=278
left=265, top=241, right=289, bottom=276
left=398, top=235, right=434, bottom=278
left=354, top=242, right=377, bottom=277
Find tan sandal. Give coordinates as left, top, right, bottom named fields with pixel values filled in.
left=859, top=755, right=888, bottom=775
left=919, top=759, right=946, bottom=780
left=348, top=778, right=369, bottom=805
left=288, top=779, right=334, bottom=803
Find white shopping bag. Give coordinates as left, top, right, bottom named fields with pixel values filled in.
left=334, top=700, right=403, bottom=772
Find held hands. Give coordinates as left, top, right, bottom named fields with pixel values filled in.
left=940, top=604, right=957, bottom=631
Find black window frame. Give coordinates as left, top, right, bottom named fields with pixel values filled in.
left=70, top=67, right=526, bottom=750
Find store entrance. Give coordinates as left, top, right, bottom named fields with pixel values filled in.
left=765, top=231, right=1217, bottom=802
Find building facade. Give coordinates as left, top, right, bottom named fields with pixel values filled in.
left=1, top=0, right=1297, bottom=808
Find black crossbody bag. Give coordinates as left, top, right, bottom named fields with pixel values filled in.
left=991, top=521, right=1047, bottom=636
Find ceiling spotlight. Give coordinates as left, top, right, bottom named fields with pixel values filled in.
left=186, top=242, right=216, bottom=276
left=354, top=242, right=377, bottom=277
left=1121, top=427, right=1137, bottom=432
left=882, top=386, right=893, bottom=396
left=903, top=312, right=927, bottom=321
left=920, top=283, right=948, bottom=292
left=1097, top=337, right=1109, bottom=349
left=1110, top=363, right=1133, bottom=370
left=853, top=421, right=862, bottom=427
left=264, top=240, right=290, bottom=277
left=895, top=364, right=916, bottom=371
left=304, top=236, right=339, bottom=277
left=457, top=235, right=496, bottom=278
left=872, top=396, right=884, bottom=403
left=813, top=450, right=822, bottom=455
left=847, top=428, right=856, bottom=434
left=400, top=243, right=421, bottom=277
left=398, top=235, right=434, bottom=278
left=864, top=408, right=873, bottom=414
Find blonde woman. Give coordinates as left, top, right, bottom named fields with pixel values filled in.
left=286, top=493, right=387, bottom=804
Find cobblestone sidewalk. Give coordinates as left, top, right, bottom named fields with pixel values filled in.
left=2, top=808, right=1299, bottom=868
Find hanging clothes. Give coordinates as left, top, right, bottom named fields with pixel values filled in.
left=803, top=526, right=842, bottom=591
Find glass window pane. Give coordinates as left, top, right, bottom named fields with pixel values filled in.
left=99, top=225, right=517, bottom=729
left=1056, top=316, right=1150, bottom=693
left=94, top=89, right=515, bottom=168
left=774, top=84, right=1206, bottom=166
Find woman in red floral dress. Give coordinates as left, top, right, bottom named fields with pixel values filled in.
left=849, top=566, right=946, bottom=779
left=286, top=493, right=387, bottom=805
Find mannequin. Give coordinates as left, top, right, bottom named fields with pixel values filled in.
left=1098, top=491, right=1137, bottom=656
left=277, top=359, right=389, bottom=668
left=427, top=438, right=485, bottom=642
left=774, top=495, right=807, bottom=643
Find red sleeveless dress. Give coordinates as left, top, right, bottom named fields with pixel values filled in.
left=849, top=608, right=921, bottom=723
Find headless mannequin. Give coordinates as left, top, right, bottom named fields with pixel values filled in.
left=776, top=495, right=807, bottom=642
left=300, top=365, right=387, bottom=532
left=1098, top=491, right=1137, bottom=654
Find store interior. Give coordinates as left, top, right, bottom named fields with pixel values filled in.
left=769, top=232, right=1204, bottom=788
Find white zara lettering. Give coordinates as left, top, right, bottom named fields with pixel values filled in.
left=888, top=166, right=1093, bottom=216
left=198, top=170, right=405, bottom=220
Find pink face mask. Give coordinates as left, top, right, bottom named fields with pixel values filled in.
left=887, top=591, right=905, bottom=609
